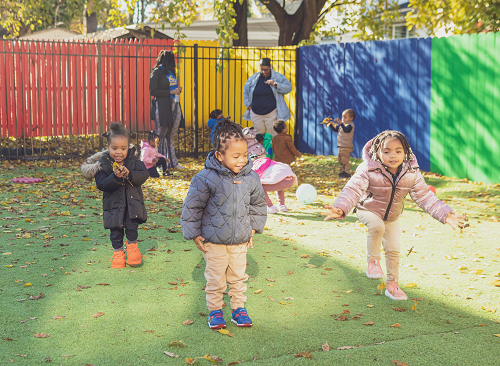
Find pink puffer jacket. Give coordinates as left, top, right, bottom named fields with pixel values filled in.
left=140, top=140, right=166, bottom=169
left=333, top=139, right=453, bottom=223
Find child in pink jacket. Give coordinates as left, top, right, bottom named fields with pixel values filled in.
left=140, top=131, right=171, bottom=178
left=253, top=157, right=298, bottom=214
left=322, top=130, right=467, bottom=301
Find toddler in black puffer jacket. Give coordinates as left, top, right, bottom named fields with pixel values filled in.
left=81, top=122, right=149, bottom=269
left=182, top=119, right=267, bottom=329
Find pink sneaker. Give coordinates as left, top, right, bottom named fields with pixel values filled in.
left=366, top=258, right=384, bottom=279
left=385, top=280, right=408, bottom=301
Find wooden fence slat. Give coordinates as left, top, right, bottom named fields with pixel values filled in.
left=0, top=41, right=7, bottom=138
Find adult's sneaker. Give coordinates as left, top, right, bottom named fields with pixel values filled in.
left=208, top=310, right=226, bottom=329
left=231, top=307, right=252, bottom=327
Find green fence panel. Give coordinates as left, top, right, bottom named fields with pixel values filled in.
left=431, top=34, right=500, bottom=183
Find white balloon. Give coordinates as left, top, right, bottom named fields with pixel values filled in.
left=296, top=184, right=317, bottom=204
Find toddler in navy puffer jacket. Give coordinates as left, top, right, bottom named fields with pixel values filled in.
left=181, top=118, right=267, bottom=329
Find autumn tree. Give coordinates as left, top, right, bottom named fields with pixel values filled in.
left=407, top=0, right=500, bottom=35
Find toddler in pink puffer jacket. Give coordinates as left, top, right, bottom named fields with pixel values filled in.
left=322, top=130, right=467, bottom=301
left=243, top=127, right=266, bottom=160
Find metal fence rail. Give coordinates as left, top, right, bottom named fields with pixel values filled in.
left=0, top=39, right=297, bottom=161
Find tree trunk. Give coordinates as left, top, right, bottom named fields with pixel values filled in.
left=233, top=0, right=248, bottom=46
left=84, top=1, right=98, bottom=34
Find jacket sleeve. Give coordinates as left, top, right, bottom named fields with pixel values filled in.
left=95, top=170, right=123, bottom=193
left=276, top=73, right=292, bottom=95
left=181, top=174, right=210, bottom=240
left=332, top=163, right=370, bottom=219
left=149, top=69, right=171, bottom=98
left=243, top=77, right=253, bottom=108
left=409, top=171, right=453, bottom=224
left=285, top=135, right=301, bottom=158
left=128, top=161, right=149, bottom=186
left=141, top=147, right=155, bottom=166
left=207, top=118, right=217, bottom=129
left=249, top=173, right=267, bottom=233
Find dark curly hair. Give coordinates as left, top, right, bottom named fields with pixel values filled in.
left=212, top=118, right=246, bottom=154
left=369, top=130, right=414, bottom=165
left=102, top=122, right=136, bottom=145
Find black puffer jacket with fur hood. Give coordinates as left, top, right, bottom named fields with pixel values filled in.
left=81, top=146, right=149, bottom=229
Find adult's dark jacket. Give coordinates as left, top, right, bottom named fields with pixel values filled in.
left=81, top=146, right=149, bottom=229
left=149, top=67, right=185, bottom=129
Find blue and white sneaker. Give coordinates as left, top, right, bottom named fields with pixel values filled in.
left=208, top=310, right=226, bottom=329
left=231, top=307, right=252, bottom=327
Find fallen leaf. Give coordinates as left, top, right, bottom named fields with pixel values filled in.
left=342, top=309, right=351, bottom=314
left=491, top=280, right=500, bottom=287
left=322, top=342, right=330, bottom=352
left=218, top=328, right=233, bottom=337
left=169, top=282, right=178, bottom=285
left=203, top=354, right=223, bottom=363
left=185, top=358, right=197, bottom=364
left=182, top=319, right=194, bottom=325
left=2, top=337, right=14, bottom=341
left=406, top=283, right=417, bottom=288
left=29, top=291, right=44, bottom=300
left=266, top=278, right=276, bottom=282
left=305, top=264, right=317, bottom=268
left=412, top=300, right=420, bottom=313
left=294, top=352, right=312, bottom=359
left=392, top=307, right=406, bottom=312
left=337, top=346, right=356, bottom=350
left=51, top=315, right=66, bottom=319
left=164, top=351, right=179, bottom=358
left=391, top=361, right=409, bottom=366
left=227, top=362, right=240, bottom=365
left=34, top=333, right=49, bottom=338
left=363, top=321, right=375, bottom=326
left=335, top=315, right=348, bottom=321
left=377, top=281, right=386, bottom=294
left=493, top=334, right=500, bottom=338
left=367, top=304, right=375, bottom=308
left=254, top=289, right=263, bottom=294
left=300, top=254, right=311, bottom=258
left=23, top=283, right=32, bottom=287
left=199, top=312, right=208, bottom=316
left=389, top=323, right=401, bottom=328
left=96, top=283, right=110, bottom=286
left=93, top=312, right=105, bottom=318
left=168, top=341, right=187, bottom=347
left=481, top=306, right=495, bottom=313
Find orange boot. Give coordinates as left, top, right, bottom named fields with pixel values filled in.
left=109, top=250, right=126, bottom=269
left=126, top=241, right=145, bottom=265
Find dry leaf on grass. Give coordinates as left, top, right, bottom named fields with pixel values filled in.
left=391, top=361, right=409, bottom=366
left=367, top=304, right=375, bottom=308
left=96, top=283, right=110, bottom=286
left=182, top=319, right=194, bottom=325
left=218, top=328, right=233, bottom=337
left=169, top=281, right=178, bottom=285
left=34, top=333, right=49, bottom=338
left=389, top=323, right=401, bottom=328
left=227, top=362, right=240, bottom=365
left=294, top=352, right=312, bottom=359
left=481, top=306, right=495, bottom=313
left=164, top=351, right=179, bottom=358
left=322, top=342, right=330, bottom=351
left=203, top=354, right=223, bottom=362
left=186, top=358, right=197, bottom=364
left=405, top=283, right=417, bottom=288
left=337, top=346, right=356, bottom=350
left=335, top=315, right=348, bottom=321
left=168, top=341, right=187, bottom=347
left=199, top=312, right=207, bottom=316
left=254, top=289, right=263, bottom=294
left=493, top=334, right=500, bottom=338
left=51, top=315, right=66, bottom=319
left=342, top=309, right=351, bottom=314
left=92, top=312, right=104, bottom=318
left=363, top=321, right=375, bottom=326
left=392, top=307, right=406, bottom=312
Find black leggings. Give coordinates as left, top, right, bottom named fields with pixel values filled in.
left=109, top=211, right=140, bottom=250
left=147, top=157, right=168, bottom=178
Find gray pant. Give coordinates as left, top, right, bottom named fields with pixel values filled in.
left=155, top=99, right=182, bottom=168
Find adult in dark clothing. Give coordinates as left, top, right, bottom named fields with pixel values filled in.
left=149, top=50, right=186, bottom=170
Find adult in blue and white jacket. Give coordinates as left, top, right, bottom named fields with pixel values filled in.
left=243, top=58, right=292, bottom=137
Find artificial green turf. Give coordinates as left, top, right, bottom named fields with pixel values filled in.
left=0, top=156, right=499, bottom=365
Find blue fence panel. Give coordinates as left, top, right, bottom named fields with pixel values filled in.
left=297, top=38, right=432, bottom=170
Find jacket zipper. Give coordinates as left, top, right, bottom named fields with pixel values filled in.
left=231, top=174, right=237, bottom=244
left=382, top=168, right=409, bottom=221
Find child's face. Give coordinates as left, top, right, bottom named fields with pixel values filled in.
left=342, top=111, right=353, bottom=124
left=378, top=138, right=404, bottom=172
left=108, top=135, right=129, bottom=164
left=215, top=139, right=248, bottom=175
left=149, top=137, right=159, bottom=148
left=217, top=113, right=224, bottom=119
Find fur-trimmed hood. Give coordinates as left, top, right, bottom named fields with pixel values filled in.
left=81, top=144, right=137, bottom=181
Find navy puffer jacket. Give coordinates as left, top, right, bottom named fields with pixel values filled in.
left=181, top=151, right=267, bottom=244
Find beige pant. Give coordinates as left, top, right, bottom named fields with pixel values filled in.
left=250, top=109, right=278, bottom=137
left=338, top=147, right=353, bottom=174
left=357, top=209, right=400, bottom=281
left=202, top=243, right=249, bottom=311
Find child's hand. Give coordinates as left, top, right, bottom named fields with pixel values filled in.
left=333, top=118, right=341, bottom=124
left=194, top=236, right=207, bottom=252
left=446, top=212, right=468, bottom=230
left=166, top=158, right=171, bottom=163
left=321, top=205, right=344, bottom=221
left=120, top=166, right=130, bottom=179
left=247, top=230, right=256, bottom=249
left=114, top=167, right=125, bottom=178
